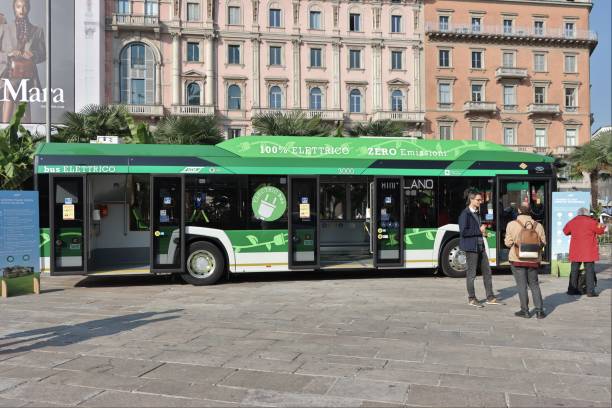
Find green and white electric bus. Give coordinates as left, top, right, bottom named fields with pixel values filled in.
left=34, top=136, right=555, bottom=285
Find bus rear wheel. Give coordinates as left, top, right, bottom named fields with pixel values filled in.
left=181, top=241, right=225, bottom=285
left=440, top=237, right=468, bottom=278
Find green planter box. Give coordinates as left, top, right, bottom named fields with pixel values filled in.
left=1, top=268, right=40, bottom=297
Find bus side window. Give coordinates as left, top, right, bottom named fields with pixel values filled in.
left=129, top=175, right=150, bottom=231
left=185, top=176, right=240, bottom=229
left=404, top=177, right=437, bottom=228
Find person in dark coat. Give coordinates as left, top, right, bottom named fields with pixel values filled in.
left=563, top=208, right=606, bottom=297
left=459, top=191, right=499, bottom=307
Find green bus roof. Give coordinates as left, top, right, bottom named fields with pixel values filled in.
left=35, top=136, right=554, bottom=177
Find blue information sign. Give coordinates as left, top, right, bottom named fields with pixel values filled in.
left=551, top=192, right=590, bottom=277
left=0, top=191, right=40, bottom=276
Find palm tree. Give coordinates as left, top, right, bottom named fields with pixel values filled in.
left=252, top=111, right=333, bottom=136
left=346, top=119, right=404, bottom=137
left=0, top=103, right=42, bottom=190
left=56, top=104, right=131, bottom=143
left=154, top=115, right=222, bottom=145
left=567, top=130, right=612, bottom=208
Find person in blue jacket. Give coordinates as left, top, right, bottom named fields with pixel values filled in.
left=459, top=190, right=500, bottom=307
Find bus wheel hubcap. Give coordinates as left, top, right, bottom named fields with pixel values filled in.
left=188, top=250, right=215, bottom=279
left=448, top=246, right=468, bottom=272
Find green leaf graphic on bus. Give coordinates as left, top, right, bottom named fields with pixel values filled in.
left=228, top=230, right=289, bottom=253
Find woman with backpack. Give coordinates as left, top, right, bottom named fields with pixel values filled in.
left=504, top=204, right=547, bottom=319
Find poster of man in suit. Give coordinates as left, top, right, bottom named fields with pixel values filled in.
left=0, top=0, right=74, bottom=124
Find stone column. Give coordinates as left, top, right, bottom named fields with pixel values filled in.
left=372, top=43, right=383, bottom=112
left=332, top=41, right=341, bottom=109
left=204, top=35, right=214, bottom=106
left=155, top=64, right=162, bottom=105
left=172, top=33, right=181, bottom=105
left=292, top=38, right=301, bottom=108
left=252, top=38, right=261, bottom=108
left=413, top=45, right=422, bottom=111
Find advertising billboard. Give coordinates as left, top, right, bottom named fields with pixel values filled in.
left=551, top=192, right=591, bottom=277
left=0, top=0, right=74, bottom=124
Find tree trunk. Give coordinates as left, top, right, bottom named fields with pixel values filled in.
left=590, top=170, right=599, bottom=209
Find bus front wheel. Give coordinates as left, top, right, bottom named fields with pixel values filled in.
left=440, top=238, right=468, bottom=278
left=181, top=241, right=225, bottom=285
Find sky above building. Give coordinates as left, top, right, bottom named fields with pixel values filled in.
left=590, top=0, right=612, bottom=133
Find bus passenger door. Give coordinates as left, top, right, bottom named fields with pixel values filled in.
left=50, top=175, right=87, bottom=275
left=373, top=177, right=404, bottom=268
left=150, top=176, right=185, bottom=273
left=288, top=177, right=319, bottom=269
left=496, top=177, right=552, bottom=266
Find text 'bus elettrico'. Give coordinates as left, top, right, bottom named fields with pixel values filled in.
left=34, top=136, right=555, bottom=285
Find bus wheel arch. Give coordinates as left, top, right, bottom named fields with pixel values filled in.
left=440, top=235, right=468, bottom=278
left=181, top=239, right=227, bottom=285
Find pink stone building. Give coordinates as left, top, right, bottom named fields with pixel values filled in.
left=105, top=0, right=426, bottom=137
left=423, top=0, right=597, bottom=154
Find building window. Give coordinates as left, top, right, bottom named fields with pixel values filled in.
left=187, top=42, right=200, bottom=62
left=565, top=87, right=577, bottom=110
left=534, top=86, right=546, bottom=104
left=564, top=22, right=575, bottom=38
left=269, top=86, right=282, bottom=109
left=438, top=83, right=451, bottom=105
left=472, top=126, right=484, bottom=141
left=503, top=127, right=516, bottom=145
left=391, top=90, right=403, bottom=111
left=349, top=49, right=361, bottom=69
left=564, top=55, right=577, bottom=73
left=471, top=17, right=481, bottom=32
left=229, top=128, right=241, bottom=138
left=228, top=44, right=240, bottom=64
left=309, top=10, right=321, bottom=29
left=144, top=0, right=158, bottom=16
left=391, top=15, right=402, bottom=33
left=310, top=48, right=322, bottom=67
left=227, top=85, right=241, bottom=110
left=228, top=6, right=241, bottom=25
left=471, top=51, right=482, bottom=69
left=534, top=20, right=544, bottom=35
left=269, top=46, right=282, bottom=65
left=349, top=89, right=362, bottom=113
left=269, top=8, right=281, bottom=27
left=439, top=15, right=449, bottom=31
left=503, top=19, right=513, bottom=34
left=187, top=82, right=200, bottom=105
left=186, top=2, right=200, bottom=21
left=438, top=49, right=450, bottom=67
left=534, top=53, right=546, bottom=72
left=309, top=87, right=322, bottom=110
left=391, top=50, right=402, bottom=70
left=349, top=13, right=361, bottom=32
left=503, top=85, right=516, bottom=109
left=565, top=128, right=577, bottom=146
left=535, top=128, right=547, bottom=148
left=471, top=84, right=483, bottom=102
left=502, top=52, right=514, bottom=68
left=117, top=0, right=130, bottom=14
left=120, top=42, right=155, bottom=105
left=439, top=125, right=452, bottom=140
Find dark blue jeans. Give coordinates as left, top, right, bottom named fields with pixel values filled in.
left=569, top=262, right=596, bottom=294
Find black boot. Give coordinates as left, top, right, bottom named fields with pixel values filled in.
left=514, top=309, right=530, bottom=318
left=535, top=309, right=547, bottom=319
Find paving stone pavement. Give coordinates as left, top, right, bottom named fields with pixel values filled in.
left=0, top=264, right=610, bottom=407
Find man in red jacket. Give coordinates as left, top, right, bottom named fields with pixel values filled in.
left=563, top=208, right=606, bottom=297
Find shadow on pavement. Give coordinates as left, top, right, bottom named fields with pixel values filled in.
left=75, top=274, right=180, bottom=288
left=226, top=268, right=438, bottom=284
left=0, top=309, right=183, bottom=355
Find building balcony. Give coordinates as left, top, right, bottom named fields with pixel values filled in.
left=495, top=67, right=528, bottom=79
left=219, top=109, right=248, bottom=119
left=171, top=105, right=214, bottom=116
left=114, top=104, right=164, bottom=117
left=506, top=145, right=551, bottom=154
left=528, top=104, right=561, bottom=115
left=372, top=111, right=425, bottom=123
left=110, top=14, right=160, bottom=31
left=463, top=101, right=497, bottom=113
left=251, top=108, right=343, bottom=121
left=555, top=145, right=577, bottom=156
left=425, top=23, right=597, bottom=48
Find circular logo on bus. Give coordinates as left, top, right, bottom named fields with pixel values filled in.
left=252, top=186, right=287, bottom=222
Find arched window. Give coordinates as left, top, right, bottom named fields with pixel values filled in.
left=228, top=85, right=241, bottom=110
left=391, top=90, right=403, bottom=112
left=309, top=87, right=322, bottom=110
left=119, top=42, right=155, bottom=105
left=187, top=83, right=201, bottom=106
left=269, top=86, right=282, bottom=109
left=349, top=89, right=362, bottom=113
